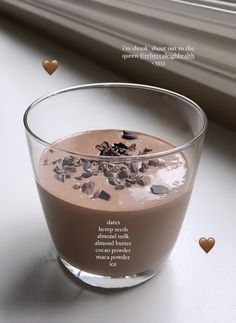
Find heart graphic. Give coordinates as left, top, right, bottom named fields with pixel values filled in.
left=42, top=59, right=59, bottom=75
left=199, top=237, right=215, bottom=253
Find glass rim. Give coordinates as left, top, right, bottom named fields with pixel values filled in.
left=23, top=82, right=208, bottom=161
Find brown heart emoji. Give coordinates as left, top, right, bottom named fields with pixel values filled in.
left=199, top=237, right=215, bottom=253
left=42, top=59, right=59, bottom=75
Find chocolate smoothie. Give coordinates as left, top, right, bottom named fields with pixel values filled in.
left=37, top=130, right=192, bottom=276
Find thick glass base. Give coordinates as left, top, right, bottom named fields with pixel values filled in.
left=60, top=258, right=164, bottom=289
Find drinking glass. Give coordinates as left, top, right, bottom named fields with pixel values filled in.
left=23, top=83, right=207, bottom=288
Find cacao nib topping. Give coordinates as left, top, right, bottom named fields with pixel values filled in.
left=83, top=160, right=91, bottom=170
left=148, top=159, right=167, bottom=167
left=53, top=165, right=63, bottom=174
left=117, top=168, right=129, bottom=179
left=126, top=177, right=137, bottom=185
left=96, top=141, right=128, bottom=156
left=80, top=158, right=88, bottom=164
left=148, top=159, right=159, bottom=166
left=95, top=135, right=138, bottom=157
left=136, top=175, right=149, bottom=186
left=122, top=130, right=137, bottom=140
left=103, top=169, right=113, bottom=178
left=52, top=158, right=62, bottom=165
left=74, top=175, right=82, bottom=180
left=43, top=159, right=49, bottom=165
left=129, top=143, right=136, bottom=151
left=114, top=142, right=128, bottom=149
left=139, top=166, right=146, bottom=173
left=142, top=161, right=149, bottom=169
left=55, top=173, right=65, bottom=183
left=130, top=162, right=138, bottom=174
left=108, top=176, right=120, bottom=186
left=73, top=184, right=80, bottom=190
left=82, top=181, right=95, bottom=194
left=151, top=185, right=170, bottom=195
left=49, top=132, right=169, bottom=200
left=62, top=156, right=75, bottom=167
left=63, top=165, right=77, bottom=173
left=139, top=147, right=153, bottom=155
left=82, top=170, right=93, bottom=178
left=115, top=184, right=125, bottom=190
left=136, top=178, right=145, bottom=186
left=98, top=190, right=111, bottom=201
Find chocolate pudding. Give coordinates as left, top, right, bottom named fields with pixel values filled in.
left=37, top=129, right=192, bottom=276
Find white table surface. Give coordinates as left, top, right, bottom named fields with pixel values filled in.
left=1, top=17, right=236, bottom=323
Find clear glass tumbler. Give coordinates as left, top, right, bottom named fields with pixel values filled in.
left=23, top=83, right=207, bottom=288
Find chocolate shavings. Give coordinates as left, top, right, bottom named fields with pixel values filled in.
left=98, top=190, right=111, bottom=201
left=73, top=184, right=80, bottom=190
left=82, top=170, right=92, bottom=178
left=95, top=138, right=137, bottom=157
left=55, top=173, right=65, bottom=183
left=136, top=175, right=149, bottom=186
left=81, top=181, right=95, bottom=194
left=139, top=147, right=153, bottom=155
left=49, top=131, right=170, bottom=200
left=150, top=185, right=170, bottom=195
left=122, top=130, right=137, bottom=140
